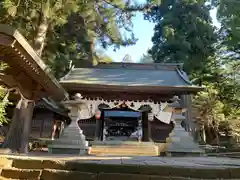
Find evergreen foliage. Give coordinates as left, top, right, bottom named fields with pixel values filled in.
left=0, top=63, right=11, bottom=125
left=0, top=0, right=160, bottom=78
left=146, top=0, right=240, bottom=145
left=145, top=0, right=217, bottom=77
left=139, top=52, right=153, bottom=63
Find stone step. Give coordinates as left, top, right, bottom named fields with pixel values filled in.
left=90, top=152, right=157, bottom=156
left=0, top=176, right=14, bottom=180
left=89, top=141, right=159, bottom=156
left=91, top=148, right=157, bottom=153
left=90, top=141, right=156, bottom=146
left=1, top=168, right=41, bottom=179
left=40, top=169, right=96, bottom=180
left=91, top=145, right=157, bottom=149
left=0, top=168, right=212, bottom=180
left=92, top=143, right=157, bottom=146
left=91, top=147, right=156, bottom=150
left=90, top=145, right=158, bottom=156
left=90, top=149, right=157, bottom=154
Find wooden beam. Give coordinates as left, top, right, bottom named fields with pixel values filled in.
left=0, top=73, right=34, bottom=99
left=0, top=25, right=68, bottom=101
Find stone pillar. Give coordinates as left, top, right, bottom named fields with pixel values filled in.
left=48, top=103, right=89, bottom=155
left=167, top=116, right=204, bottom=156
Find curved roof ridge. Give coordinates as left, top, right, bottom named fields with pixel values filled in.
left=175, top=68, right=192, bottom=85
left=60, top=65, right=75, bottom=81
left=92, top=62, right=183, bottom=70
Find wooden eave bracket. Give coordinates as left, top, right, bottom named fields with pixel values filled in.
left=0, top=24, right=68, bottom=101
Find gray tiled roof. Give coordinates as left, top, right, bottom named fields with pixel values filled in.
left=60, top=63, right=196, bottom=88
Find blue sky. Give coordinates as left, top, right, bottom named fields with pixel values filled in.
left=105, top=8, right=220, bottom=63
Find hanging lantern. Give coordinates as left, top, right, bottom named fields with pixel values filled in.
left=95, top=110, right=101, bottom=120
left=148, top=113, right=154, bottom=121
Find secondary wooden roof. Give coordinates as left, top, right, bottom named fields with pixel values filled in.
left=60, top=62, right=203, bottom=94
left=0, top=24, right=68, bottom=101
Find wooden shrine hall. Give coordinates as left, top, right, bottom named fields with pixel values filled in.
left=49, top=63, right=205, bottom=156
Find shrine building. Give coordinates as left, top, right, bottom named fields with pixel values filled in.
left=49, top=62, right=204, bottom=156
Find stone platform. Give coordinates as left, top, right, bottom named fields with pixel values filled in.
left=1, top=154, right=240, bottom=179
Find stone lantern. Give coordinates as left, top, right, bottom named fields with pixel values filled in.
left=48, top=94, right=89, bottom=155
left=166, top=99, right=204, bottom=156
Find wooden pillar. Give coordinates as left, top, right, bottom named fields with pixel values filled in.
left=95, top=113, right=102, bottom=141
left=100, top=111, right=105, bottom=141
left=3, top=98, right=34, bottom=153
left=40, top=119, right=44, bottom=138
left=20, top=100, right=35, bottom=153
left=142, top=111, right=149, bottom=142
left=148, top=119, right=152, bottom=141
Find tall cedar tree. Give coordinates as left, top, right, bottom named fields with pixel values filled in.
left=145, top=0, right=217, bottom=80
left=0, top=0, right=160, bottom=77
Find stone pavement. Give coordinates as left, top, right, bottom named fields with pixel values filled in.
left=1, top=154, right=240, bottom=179
left=1, top=154, right=240, bottom=169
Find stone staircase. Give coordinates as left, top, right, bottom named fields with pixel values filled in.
left=89, top=141, right=160, bottom=156
left=0, top=156, right=240, bottom=179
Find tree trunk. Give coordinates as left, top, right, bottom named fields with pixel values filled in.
left=87, top=39, right=95, bottom=66
left=2, top=98, right=34, bottom=153
left=33, top=16, right=49, bottom=56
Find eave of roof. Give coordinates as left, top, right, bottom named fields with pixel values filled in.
left=35, top=98, right=69, bottom=117
left=61, top=83, right=203, bottom=94
left=0, top=24, right=68, bottom=101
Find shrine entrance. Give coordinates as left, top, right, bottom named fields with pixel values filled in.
left=102, top=107, right=141, bottom=141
